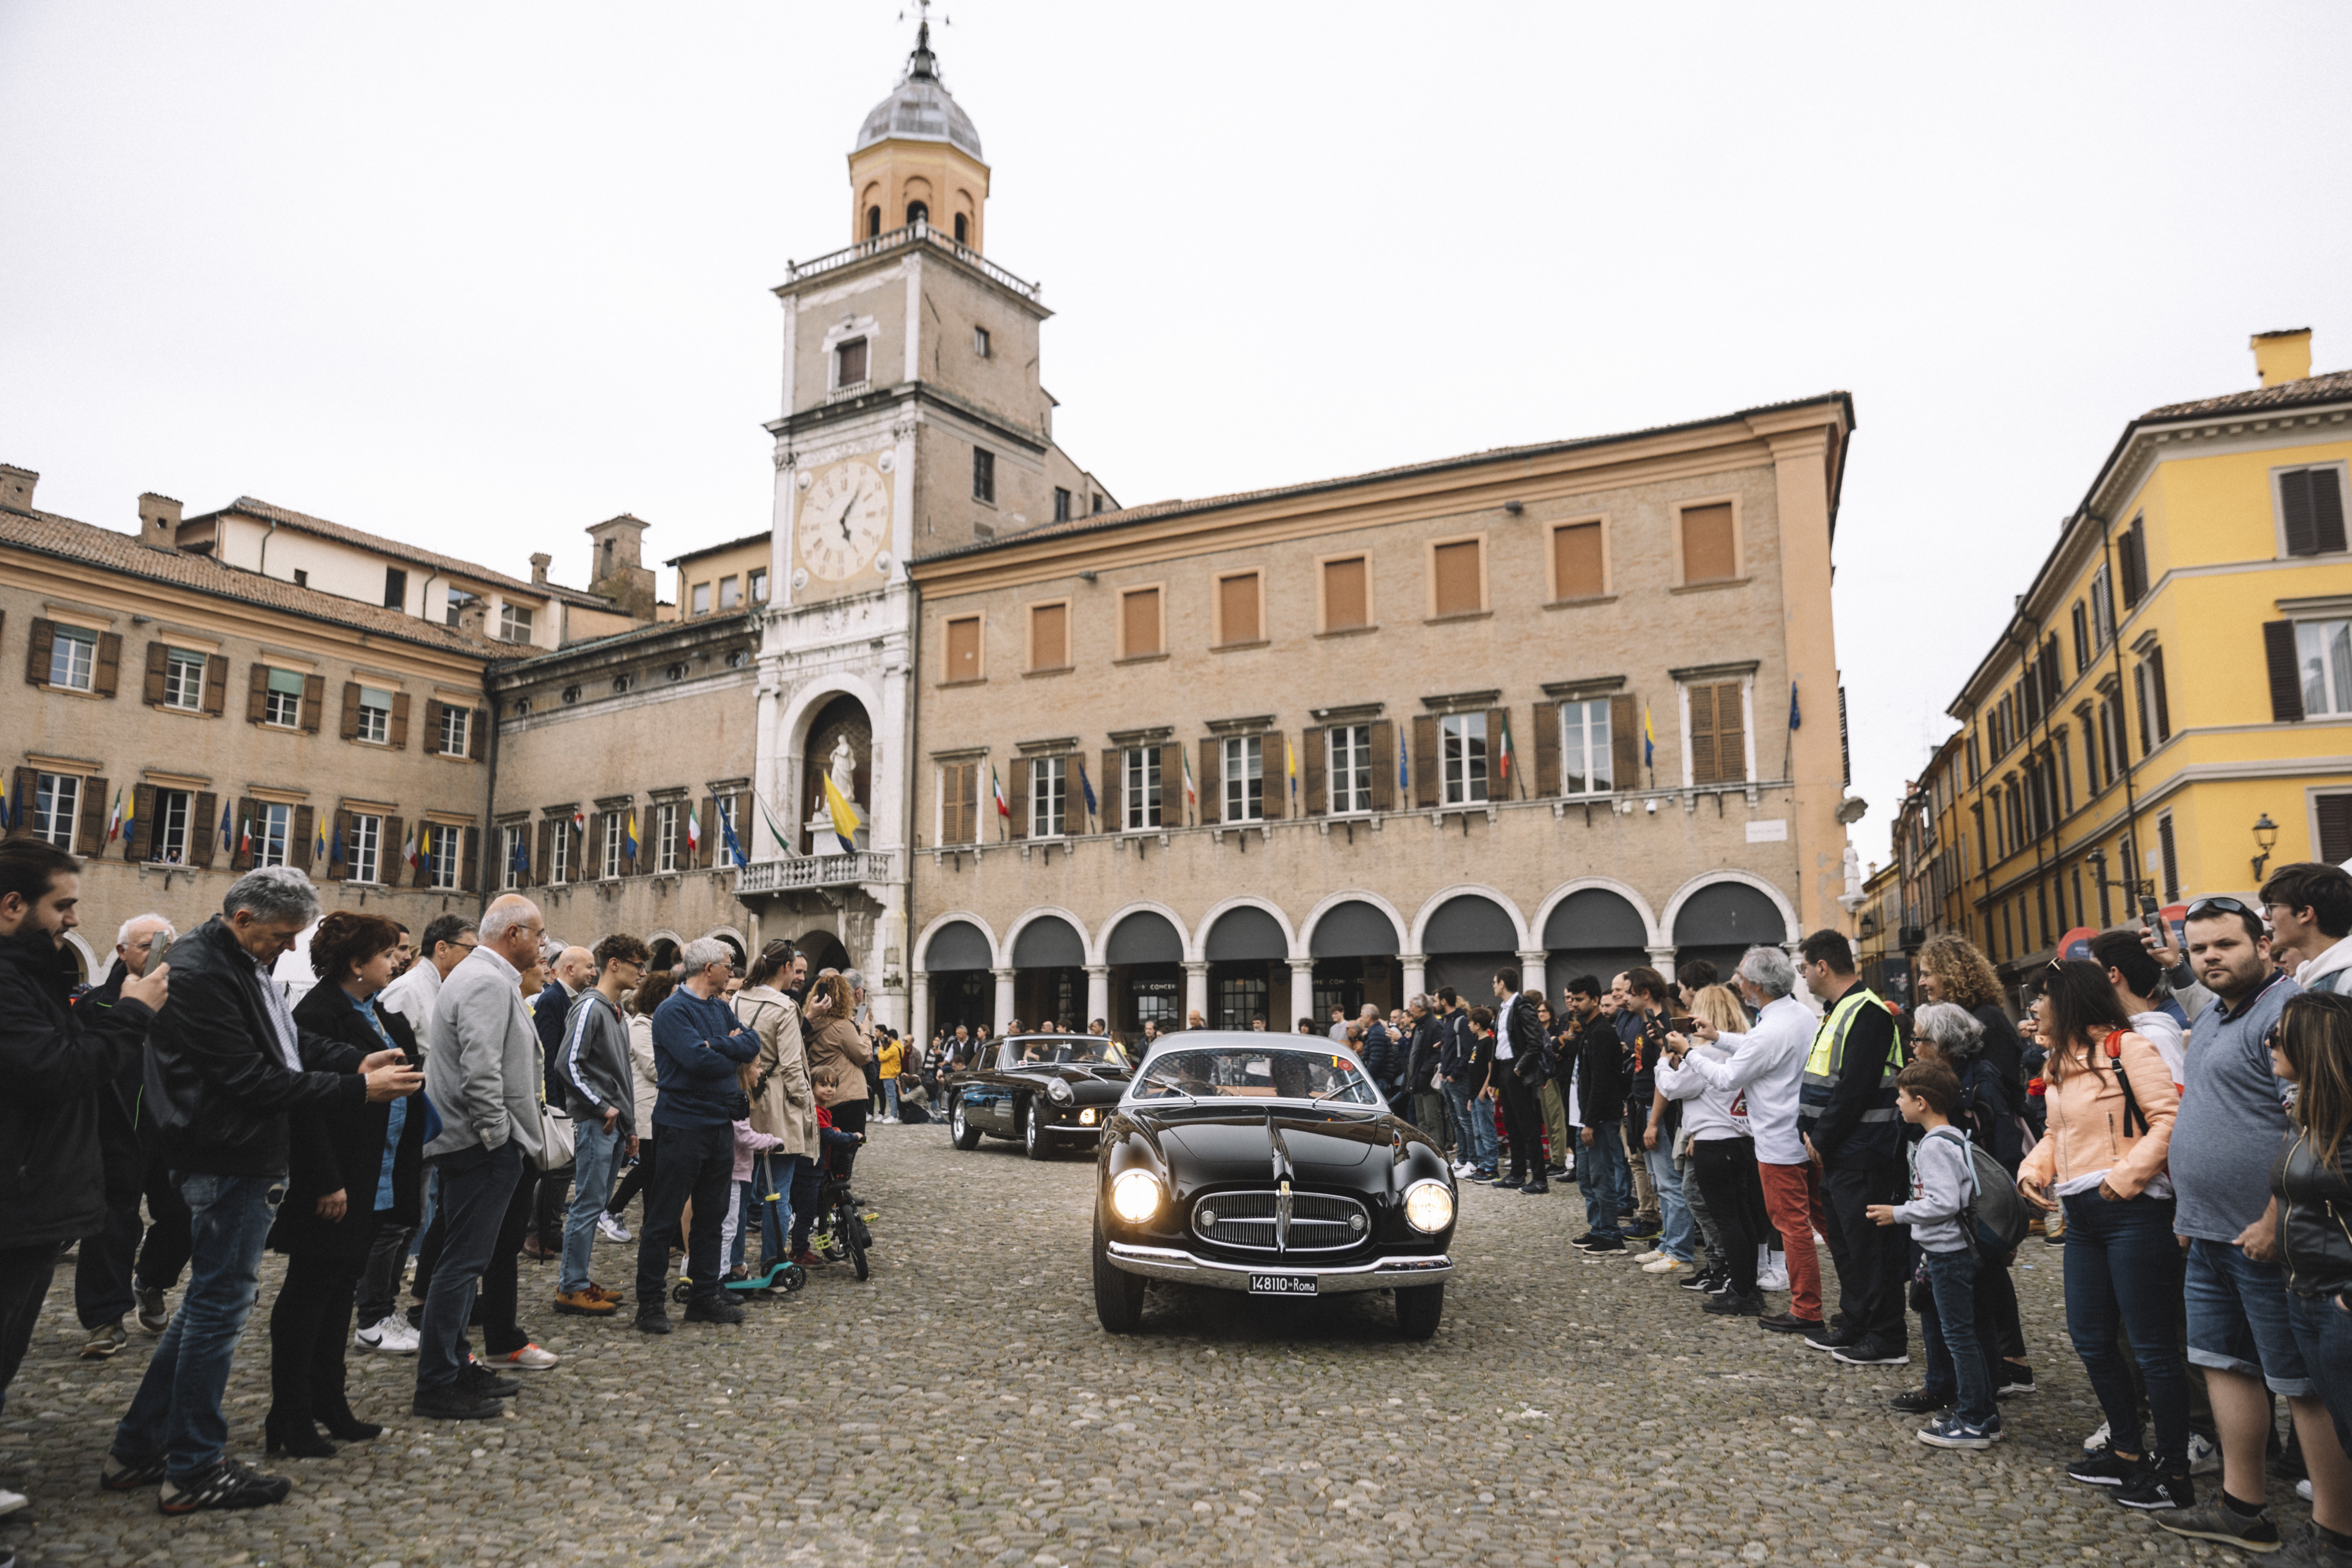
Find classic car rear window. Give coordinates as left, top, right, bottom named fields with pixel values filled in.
left=1133, top=1048, right=1377, bottom=1105
left=996, top=1036, right=1128, bottom=1069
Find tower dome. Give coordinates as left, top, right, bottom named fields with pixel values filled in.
left=845, top=18, right=992, bottom=250
left=853, top=23, right=983, bottom=161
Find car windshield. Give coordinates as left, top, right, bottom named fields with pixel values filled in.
left=999, top=1037, right=1128, bottom=1069
left=1131, top=1047, right=1378, bottom=1105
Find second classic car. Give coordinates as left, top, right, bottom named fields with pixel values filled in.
left=948, top=1033, right=1132, bottom=1159
left=1090, top=1034, right=1456, bottom=1339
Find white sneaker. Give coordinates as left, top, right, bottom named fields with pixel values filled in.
left=597, top=1212, right=632, bottom=1243
left=1642, top=1257, right=1684, bottom=1275
left=501, top=1343, right=560, bottom=1370
left=2298, top=1479, right=2314, bottom=1502
left=365, top=1314, right=419, bottom=1355
left=2188, top=1432, right=2219, bottom=1476
left=1756, top=1263, right=1789, bottom=1292
left=0, top=1487, right=27, bottom=1518
left=1632, top=1249, right=1665, bottom=1263
left=2082, top=1420, right=2110, bottom=1455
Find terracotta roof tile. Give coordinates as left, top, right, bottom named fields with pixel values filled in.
left=2140, top=368, right=2352, bottom=422
left=0, top=505, right=503, bottom=657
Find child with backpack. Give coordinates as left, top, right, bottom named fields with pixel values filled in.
left=1870, top=1060, right=2000, bottom=1450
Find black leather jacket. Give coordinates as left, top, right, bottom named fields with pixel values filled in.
left=2274, top=1127, right=2352, bottom=1300
left=0, top=931, right=152, bottom=1249
left=143, top=917, right=370, bottom=1178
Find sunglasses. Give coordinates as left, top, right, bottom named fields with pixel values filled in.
left=2186, top=895, right=2260, bottom=923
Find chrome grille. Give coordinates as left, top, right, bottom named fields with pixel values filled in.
left=1190, top=1189, right=1368, bottom=1254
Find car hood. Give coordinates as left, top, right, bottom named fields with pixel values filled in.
left=1012, top=1064, right=1128, bottom=1099
left=1148, top=1109, right=1384, bottom=1184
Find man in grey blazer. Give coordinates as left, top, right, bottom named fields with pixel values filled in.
left=413, top=894, right=547, bottom=1420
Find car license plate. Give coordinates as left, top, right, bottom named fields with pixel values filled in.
left=1248, top=1273, right=1317, bottom=1296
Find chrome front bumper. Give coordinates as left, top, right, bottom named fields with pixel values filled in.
left=1104, top=1241, right=1453, bottom=1293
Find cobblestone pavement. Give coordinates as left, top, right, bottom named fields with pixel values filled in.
left=1, top=1122, right=2317, bottom=1567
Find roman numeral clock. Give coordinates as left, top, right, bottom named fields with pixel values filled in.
left=797, top=457, right=891, bottom=586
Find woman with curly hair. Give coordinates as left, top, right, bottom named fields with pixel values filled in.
left=1917, top=934, right=2026, bottom=1125
left=267, top=911, right=425, bottom=1457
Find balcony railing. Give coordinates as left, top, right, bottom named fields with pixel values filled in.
left=783, top=220, right=1040, bottom=301
left=733, top=851, right=898, bottom=896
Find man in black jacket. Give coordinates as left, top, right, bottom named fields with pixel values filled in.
left=1, top=842, right=166, bottom=1518
left=71, top=912, right=191, bottom=1359
left=106, top=867, right=419, bottom=1515
left=1491, top=969, right=1552, bottom=1193
left=1567, top=977, right=1632, bottom=1252
left=1434, top=988, right=1496, bottom=1181
left=1402, top=997, right=1448, bottom=1149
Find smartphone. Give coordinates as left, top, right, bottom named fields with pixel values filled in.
left=142, top=932, right=174, bottom=977
left=1669, top=1016, right=1697, bottom=1035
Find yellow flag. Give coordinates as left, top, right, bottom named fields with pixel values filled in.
left=821, top=773, right=863, bottom=853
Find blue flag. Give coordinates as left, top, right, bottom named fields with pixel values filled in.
left=1788, top=681, right=1802, bottom=731
left=1078, top=760, right=1098, bottom=824
left=1397, top=725, right=1409, bottom=793
left=218, top=798, right=233, bottom=854
left=330, top=820, right=345, bottom=865
left=720, top=800, right=747, bottom=867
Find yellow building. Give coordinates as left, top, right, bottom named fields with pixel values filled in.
left=1935, top=330, right=2352, bottom=982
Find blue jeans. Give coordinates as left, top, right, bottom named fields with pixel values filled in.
left=884, top=1079, right=901, bottom=1120
left=2285, top=1289, right=2352, bottom=1459
left=1644, top=1145, right=1698, bottom=1262
left=1444, top=1083, right=1496, bottom=1172
left=760, top=1153, right=806, bottom=1266
left=560, top=1121, right=620, bottom=1295
left=1920, top=1246, right=1994, bottom=1426
left=416, top=1139, right=523, bottom=1394
left=2061, top=1190, right=2191, bottom=1469
left=1580, top=1122, right=1629, bottom=1243
left=2185, top=1236, right=2316, bottom=1396
left=111, top=1172, right=285, bottom=1480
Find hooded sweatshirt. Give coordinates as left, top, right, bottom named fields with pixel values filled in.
left=2297, top=932, right=2352, bottom=997
left=1892, top=1125, right=1976, bottom=1254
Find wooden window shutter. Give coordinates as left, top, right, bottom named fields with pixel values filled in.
left=93, top=632, right=121, bottom=698
left=1688, top=686, right=1717, bottom=784
left=299, top=673, right=325, bottom=734
left=2283, top=469, right=2320, bottom=556
left=2120, top=520, right=2147, bottom=607
left=620, top=807, right=637, bottom=875
left=4, top=769, right=32, bottom=838
left=1302, top=726, right=1326, bottom=816
left=944, top=617, right=980, bottom=682
left=1261, top=733, right=1285, bottom=820
left=1007, top=758, right=1030, bottom=840
left=1681, top=504, right=1736, bottom=583
left=380, top=815, right=403, bottom=882
left=1157, top=741, right=1182, bottom=826
left=1611, top=694, right=1640, bottom=787
left=232, top=797, right=258, bottom=871
left=326, top=810, right=350, bottom=880
left=1552, top=521, right=1604, bottom=599
left=76, top=776, right=109, bottom=855
left=1218, top=574, right=1260, bottom=644
left=535, top=818, right=552, bottom=884
left=2319, top=795, right=2352, bottom=864
left=143, top=641, right=169, bottom=706
left=1323, top=558, right=1367, bottom=630
left=202, top=654, right=228, bottom=715
left=189, top=792, right=217, bottom=868
left=1710, top=683, right=1746, bottom=783
left=389, top=691, right=410, bottom=748
left=1029, top=603, right=1067, bottom=670
left=24, top=619, right=54, bottom=686
left=1411, top=716, right=1439, bottom=808
left=1198, top=739, right=1221, bottom=824
left=1096, top=752, right=1118, bottom=835
left=1368, top=720, right=1395, bottom=811
left=339, top=682, right=362, bottom=740
left=245, top=663, right=269, bottom=724
left=1431, top=541, right=1481, bottom=617
left=699, top=795, right=719, bottom=868
left=1122, top=590, right=1161, bottom=657
left=422, top=698, right=444, bottom=755
left=731, top=791, right=752, bottom=861
left=1533, top=701, right=1561, bottom=796
left=290, top=805, right=315, bottom=871
left=2148, top=646, right=2171, bottom=740
left=587, top=811, right=604, bottom=875
left=460, top=827, right=480, bottom=892
left=2317, top=470, right=2350, bottom=554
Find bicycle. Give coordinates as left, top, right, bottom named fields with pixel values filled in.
left=807, top=1165, right=873, bottom=1281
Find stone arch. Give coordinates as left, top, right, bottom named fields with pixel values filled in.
left=1532, top=877, right=1665, bottom=950
left=1298, top=890, right=1409, bottom=959
left=1192, top=895, right=1296, bottom=963
left=1006, top=906, right=1094, bottom=967
left=646, top=928, right=685, bottom=974
left=1408, top=884, right=1533, bottom=954
left=917, top=910, right=1001, bottom=970
left=1660, top=871, right=1801, bottom=947
left=699, top=925, right=748, bottom=967
left=777, top=673, right=885, bottom=845
left=1098, top=902, right=1188, bottom=966
left=62, top=931, right=98, bottom=986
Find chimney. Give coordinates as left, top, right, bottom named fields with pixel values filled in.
left=2253, top=328, right=2313, bottom=389
left=457, top=600, right=489, bottom=638
left=584, top=514, right=655, bottom=620
left=530, top=551, right=552, bottom=586
left=139, top=492, right=183, bottom=539
left=0, top=465, right=36, bottom=512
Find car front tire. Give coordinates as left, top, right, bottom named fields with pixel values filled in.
left=1023, top=1099, right=1053, bottom=1160
left=950, top=1095, right=983, bottom=1151
left=1092, top=1218, right=1146, bottom=1333
left=1395, top=1282, right=1444, bottom=1341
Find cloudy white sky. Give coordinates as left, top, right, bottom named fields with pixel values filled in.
left=5, top=2, right=2347, bottom=865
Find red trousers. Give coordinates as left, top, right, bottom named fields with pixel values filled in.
left=1757, top=1159, right=1826, bottom=1323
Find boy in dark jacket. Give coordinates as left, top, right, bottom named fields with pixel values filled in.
left=1566, top=975, right=1633, bottom=1253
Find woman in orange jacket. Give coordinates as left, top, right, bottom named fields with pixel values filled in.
left=2018, top=959, right=2189, bottom=1508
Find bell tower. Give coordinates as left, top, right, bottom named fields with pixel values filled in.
left=845, top=5, right=990, bottom=250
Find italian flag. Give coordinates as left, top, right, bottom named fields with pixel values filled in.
left=106, top=787, right=126, bottom=842
left=1181, top=748, right=1197, bottom=813
left=990, top=765, right=1010, bottom=819
left=1496, top=709, right=1518, bottom=788
left=571, top=807, right=586, bottom=836
left=685, top=804, right=701, bottom=855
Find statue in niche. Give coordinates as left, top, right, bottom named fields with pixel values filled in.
left=828, top=735, right=857, bottom=804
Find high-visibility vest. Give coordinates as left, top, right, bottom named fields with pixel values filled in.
left=1802, top=985, right=1904, bottom=1125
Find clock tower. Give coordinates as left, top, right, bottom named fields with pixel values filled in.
left=743, top=17, right=1114, bottom=1028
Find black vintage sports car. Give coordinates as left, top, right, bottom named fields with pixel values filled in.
left=947, top=1034, right=1132, bottom=1160
left=1091, top=1034, right=1457, bottom=1339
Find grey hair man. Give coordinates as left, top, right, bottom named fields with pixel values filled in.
left=108, top=867, right=417, bottom=1511
left=414, top=894, right=549, bottom=1420
left=72, top=912, right=183, bottom=1356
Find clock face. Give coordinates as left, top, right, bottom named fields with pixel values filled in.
left=799, top=459, right=891, bottom=582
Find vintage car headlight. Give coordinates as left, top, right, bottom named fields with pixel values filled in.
left=1403, top=1179, right=1455, bottom=1233
left=1048, top=1078, right=1074, bottom=1104
left=1080, top=1107, right=1099, bottom=1125
left=1110, top=1169, right=1163, bottom=1222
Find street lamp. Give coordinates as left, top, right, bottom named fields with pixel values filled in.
left=2252, top=813, right=2280, bottom=883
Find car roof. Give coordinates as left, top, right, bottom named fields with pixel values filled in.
left=997, top=1034, right=1113, bottom=1045
left=1134, top=1031, right=1367, bottom=1069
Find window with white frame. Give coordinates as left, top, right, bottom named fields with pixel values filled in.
left=1029, top=756, right=1068, bottom=838
left=2299, top=619, right=2352, bottom=717
left=601, top=813, right=625, bottom=879
left=263, top=668, right=303, bottom=727
left=500, top=824, right=526, bottom=890
left=2089, top=563, right=2115, bottom=647
left=48, top=628, right=95, bottom=691
left=499, top=603, right=536, bottom=643
left=654, top=801, right=683, bottom=873
left=255, top=803, right=291, bottom=868
left=718, top=576, right=740, bottom=611
left=749, top=567, right=769, bottom=603
left=1439, top=713, right=1488, bottom=807
left=349, top=813, right=382, bottom=884
left=439, top=703, right=471, bottom=758
left=356, top=687, right=392, bottom=744
left=429, top=826, right=460, bottom=890
left=546, top=816, right=570, bottom=885
left=1222, top=736, right=1264, bottom=822
left=32, top=773, right=79, bottom=848
left=1122, top=747, right=1161, bottom=831
left=1326, top=724, right=1371, bottom=814
left=1559, top=698, right=1615, bottom=795
left=151, top=790, right=191, bottom=864
left=162, top=648, right=206, bottom=710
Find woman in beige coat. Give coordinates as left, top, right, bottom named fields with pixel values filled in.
left=804, top=973, right=873, bottom=1184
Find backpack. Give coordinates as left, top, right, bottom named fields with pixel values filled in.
left=1925, top=1125, right=2030, bottom=1256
